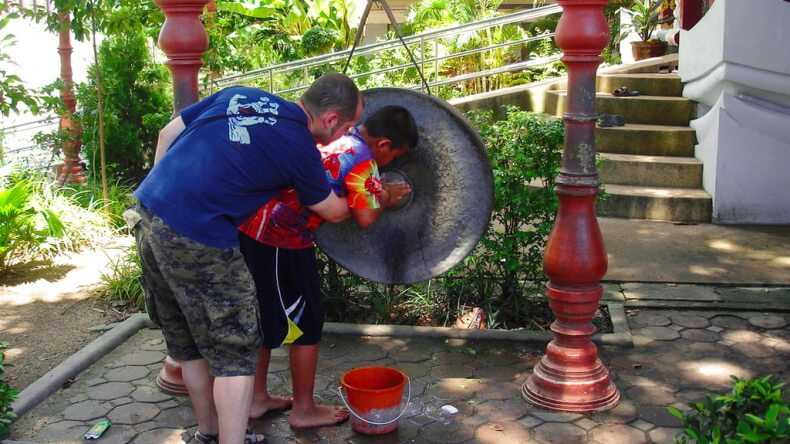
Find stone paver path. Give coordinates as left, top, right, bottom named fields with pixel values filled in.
left=10, top=309, right=790, bottom=443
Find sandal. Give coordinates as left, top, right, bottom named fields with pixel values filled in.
left=598, top=114, right=625, bottom=127
left=194, top=431, right=218, bottom=444
left=244, top=429, right=267, bottom=444
left=612, top=86, right=641, bottom=97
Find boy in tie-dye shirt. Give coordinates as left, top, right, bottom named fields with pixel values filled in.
left=238, top=106, right=418, bottom=428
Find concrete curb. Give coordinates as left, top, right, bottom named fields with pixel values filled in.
left=10, top=313, right=151, bottom=418
left=324, top=301, right=633, bottom=348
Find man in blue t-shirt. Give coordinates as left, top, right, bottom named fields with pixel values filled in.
left=132, top=74, right=362, bottom=444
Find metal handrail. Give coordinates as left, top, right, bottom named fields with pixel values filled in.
left=211, top=3, right=562, bottom=90
left=1, top=116, right=58, bottom=133
left=349, top=32, right=555, bottom=79
left=275, top=53, right=562, bottom=96
left=423, top=54, right=561, bottom=88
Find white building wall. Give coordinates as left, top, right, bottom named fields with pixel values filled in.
left=680, top=0, right=790, bottom=224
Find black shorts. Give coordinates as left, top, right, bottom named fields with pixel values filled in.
left=239, top=232, right=325, bottom=348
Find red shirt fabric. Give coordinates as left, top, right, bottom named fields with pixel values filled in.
left=239, top=128, right=382, bottom=249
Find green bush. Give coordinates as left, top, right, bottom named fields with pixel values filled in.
left=0, top=170, right=120, bottom=272
left=0, top=178, right=64, bottom=271
left=0, top=341, right=17, bottom=439
left=59, top=178, right=136, bottom=230
left=668, top=375, right=790, bottom=444
left=76, top=29, right=172, bottom=182
left=24, top=173, right=117, bottom=254
left=456, top=108, right=562, bottom=326
left=98, top=245, right=144, bottom=311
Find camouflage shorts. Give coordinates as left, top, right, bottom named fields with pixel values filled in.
left=133, top=205, right=262, bottom=377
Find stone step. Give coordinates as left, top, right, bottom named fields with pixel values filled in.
left=545, top=91, right=695, bottom=126
left=599, top=153, right=703, bottom=188
left=598, top=184, right=712, bottom=223
left=597, top=73, right=683, bottom=97
left=596, top=124, right=696, bottom=157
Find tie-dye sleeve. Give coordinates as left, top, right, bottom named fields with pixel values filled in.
left=343, top=159, right=383, bottom=209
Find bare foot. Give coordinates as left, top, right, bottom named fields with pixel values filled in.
left=249, top=395, right=293, bottom=419
left=289, top=404, right=350, bottom=428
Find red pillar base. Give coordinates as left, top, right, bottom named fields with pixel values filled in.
left=56, top=159, right=87, bottom=185
left=156, top=356, right=189, bottom=396
left=523, top=357, right=619, bottom=412
left=522, top=275, right=619, bottom=412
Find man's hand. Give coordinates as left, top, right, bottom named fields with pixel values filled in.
left=381, top=182, right=412, bottom=208
left=307, top=191, right=350, bottom=223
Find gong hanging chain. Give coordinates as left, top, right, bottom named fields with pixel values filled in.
left=342, top=0, right=433, bottom=96
left=342, top=0, right=373, bottom=76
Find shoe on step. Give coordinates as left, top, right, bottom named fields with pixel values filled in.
left=598, top=114, right=625, bottom=127
left=612, top=86, right=641, bottom=97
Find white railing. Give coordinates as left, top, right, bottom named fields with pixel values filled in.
left=209, top=4, right=563, bottom=96
left=1, top=116, right=60, bottom=172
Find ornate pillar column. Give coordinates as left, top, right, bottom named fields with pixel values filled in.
left=56, top=10, right=86, bottom=185
left=154, top=0, right=210, bottom=396
left=522, top=0, right=620, bottom=412
left=156, top=0, right=210, bottom=113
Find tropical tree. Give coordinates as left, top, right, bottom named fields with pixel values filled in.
left=406, top=0, right=502, bottom=32
left=207, top=0, right=356, bottom=70
left=0, top=3, right=39, bottom=117
left=401, top=0, right=540, bottom=95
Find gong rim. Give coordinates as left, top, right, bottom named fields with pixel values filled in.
left=315, top=87, right=493, bottom=284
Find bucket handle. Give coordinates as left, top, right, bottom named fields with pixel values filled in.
left=337, top=376, right=411, bottom=426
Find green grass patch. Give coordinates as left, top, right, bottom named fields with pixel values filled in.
left=97, top=245, right=144, bottom=311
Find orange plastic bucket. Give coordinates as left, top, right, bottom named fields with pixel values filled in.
left=339, top=366, right=410, bottom=435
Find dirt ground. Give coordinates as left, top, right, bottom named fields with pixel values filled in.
left=0, top=237, right=132, bottom=390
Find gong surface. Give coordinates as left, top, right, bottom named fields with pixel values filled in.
left=315, top=88, right=494, bottom=284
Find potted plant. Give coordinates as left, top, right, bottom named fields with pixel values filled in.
left=625, top=0, right=668, bottom=61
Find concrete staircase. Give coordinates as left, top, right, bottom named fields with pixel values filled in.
left=544, top=73, right=712, bottom=223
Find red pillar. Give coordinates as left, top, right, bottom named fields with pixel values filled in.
left=56, top=10, right=86, bottom=185
left=522, top=0, right=620, bottom=412
left=680, top=0, right=704, bottom=30
left=156, top=0, right=210, bottom=113
left=154, top=0, right=210, bottom=396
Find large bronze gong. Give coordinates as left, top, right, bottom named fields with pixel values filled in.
left=315, top=88, right=494, bottom=284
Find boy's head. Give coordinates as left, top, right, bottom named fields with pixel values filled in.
left=362, top=105, right=419, bottom=167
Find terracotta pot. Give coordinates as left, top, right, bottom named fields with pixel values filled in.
left=631, top=40, right=668, bottom=61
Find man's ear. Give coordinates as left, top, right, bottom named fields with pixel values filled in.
left=322, top=110, right=340, bottom=129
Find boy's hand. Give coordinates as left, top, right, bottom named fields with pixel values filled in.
left=381, top=182, right=412, bottom=208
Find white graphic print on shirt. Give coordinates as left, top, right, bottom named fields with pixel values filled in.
left=227, top=94, right=280, bottom=145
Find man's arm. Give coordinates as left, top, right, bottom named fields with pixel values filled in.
left=307, top=191, right=350, bottom=223
left=153, top=116, right=186, bottom=165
